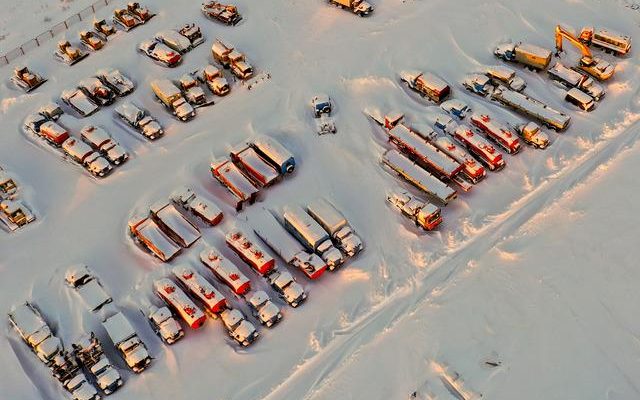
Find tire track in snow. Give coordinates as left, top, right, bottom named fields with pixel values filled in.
left=260, top=115, right=640, bottom=400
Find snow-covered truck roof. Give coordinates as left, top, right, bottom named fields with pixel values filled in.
left=492, top=86, right=570, bottom=131
left=226, top=230, right=275, bottom=275
left=231, top=146, right=279, bottom=186
left=306, top=198, right=348, bottom=235
left=250, top=211, right=306, bottom=263
left=150, top=201, right=201, bottom=248
left=154, top=278, right=206, bottom=329
left=453, top=125, right=503, bottom=164
left=283, top=204, right=331, bottom=245
left=81, top=126, right=111, bottom=147
left=517, top=42, right=552, bottom=58
left=199, top=247, right=251, bottom=295
left=548, top=62, right=584, bottom=86
left=9, top=303, right=48, bottom=338
left=249, top=136, right=295, bottom=174
left=130, top=217, right=181, bottom=262
left=172, top=265, right=226, bottom=313
left=103, top=312, right=136, bottom=345
left=211, top=158, right=259, bottom=202
left=62, top=138, right=94, bottom=162
left=388, top=124, right=462, bottom=178
left=382, top=149, right=457, bottom=205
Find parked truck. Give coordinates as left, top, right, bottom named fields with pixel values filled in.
left=172, top=265, right=227, bottom=314
left=251, top=211, right=327, bottom=279
left=306, top=198, right=363, bottom=257
left=513, top=122, right=550, bottom=149
left=329, top=0, right=373, bottom=16
left=387, top=189, right=442, bottom=231
left=211, top=39, right=254, bottom=80
left=283, top=205, right=344, bottom=270
left=102, top=312, right=151, bottom=373
left=154, top=278, right=207, bottom=329
left=72, top=333, right=123, bottom=395
left=151, top=79, right=195, bottom=121
left=8, top=302, right=62, bottom=366
left=431, top=136, right=486, bottom=183
left=226, top=230, right=275, bottom=276
left=400, top=70, right=451, bottom=103
left=248, top=136, right=296, bottom=174
left=211, top=157, right=259, bottom=211
left=200, top=247, right=251, bottom=295
left=494, top=42, right=552, bottom=70
left=490, top=86, right=571, bottom=131
left=451, top=125, right=505, bottom=171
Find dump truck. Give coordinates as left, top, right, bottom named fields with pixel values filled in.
left=329, top=0, right=373, bottom=16
left=8, top=302, right=62, bottom=365
left=283, top=205, right=344, bottom=270
left=306, top=198, right=363, bottom=257
left=251, top=211, right=327, bottom=279
left=151, top=79, right=195, bottom=121
left=494, top=42, right=552, bottom=70
left=382, top=149, right=457, bottom=205
left=102, top=312, right=151, bottom=373
left=491, top=86, right=571, bottom=131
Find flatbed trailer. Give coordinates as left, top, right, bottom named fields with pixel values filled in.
left=381, top=149, right=457, bottom=205
left=491, top=86, right=571, bottom=131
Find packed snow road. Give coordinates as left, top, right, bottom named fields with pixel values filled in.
left=1, top=0, right=640, bottom=399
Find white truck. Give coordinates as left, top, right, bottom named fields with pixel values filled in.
left=149, top=200, right=201, bottom=248
left=102, top=312, right=151, bottom=373
left=145, top=305, right=184, bottom=345
left=64, top=265, right=113, bottom=312
left=246, top=291, right=282, bottom=327
left=266, top=269, right=307, bottom=308
left=171, top=187, right=223, bottom=226
left=62, top=138, right=113, bottom=178
left=387, top=189, right=442, bottom=231
left=490, top=86, right=571, bottom=131
left=306, top=198, right=363, bottom=257
left=151, top=79, right=196, bottom=121
left=251, top=211, right=328, bottom=280
left=8, top=302, right=62, bottom=366
left=283, top=204, right=344, bottom=270
left=494, top=42, right=552, bottom=70
left=211, top=39, right=254, bottom=80
left=72, top=333, right=123, bottom=395
left=547, top=62, right=604, bottom=101
left=329, top=0, right=373, bottom=16
left=220, top=308, right=259, bottom=346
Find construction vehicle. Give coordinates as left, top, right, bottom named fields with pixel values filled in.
left=145, top=305, right=184, bottom=345
left=451, top=125, right=505, bottom=171
left=211, top=158, right=259, bottom=211
left=400, top=70, right=451, bottom=103
left=201, top=65, right=230, bottom=96
left=211, top=39, right=254, bottom=80
left=491, top=85, right=571, bottom=131
left=226, top=230, right=276, bottom=275
left=329, top=0, right=373, bottom=16
left=171, top=187, right=223, bottom=226
left=230, top=145, right=280, bottom=187
left=93, top=19, right=116, bottom=38
left=469, top=113, right=521, bottom=154
left=102, top=312, right=151, bottom=373
left=283, top=205, right=345, bottom=270
left=128, top=215, right=182, bottom=262
left=494, top=42, right=552, bottom=70
left=387, top=189, right=442, bottom=231
left=382, top=149, right=457, bottom=205
left=11, top=66, right=47, bottom=92
left=548, top=62, right=604, bottom=100
left=64, top=265, right=113, bottom=312
left=8, top=302, right=62, bottom=365
left=220, top=308, right=258, bottom=346
left=200, top=247, right=251, bottom=295
left=79, top=31, right=105, bottom=51
left=127, top=2, right=155, bottom=22
left=54, top=40, right=89, bottom=65
left=149, top=200, right=201, bottom=248
left=172, top=265, right=227, bottom=314
left=555, top=25, right=615, bottom=81
left=113, top=8, right=141, bottom=31
left=247, top=291, right=282, bottom=327
left=306, top=198, right=363, bottom=257
left=1, top=199, right=36, bottom=231
left=151, top=79, right=195, bottom=121
left=201, top=1, right=243, bottom=25
left=154, top=278, right=207, bottom=329
left=248, top=136, right=296, bottom=174
left=61, top=138, right=113, bottom=178
left=178, top=23, right=206, bottom=48
left=431, top=136, right=486, bottom=183
left=72, top=333, right=123, bottom=395
left=579, top=26, right=631, bottom=56
left=513, top=122, right=550, bottom=149
left=0, top=168, right=18, bottom=198
left=251, top=211, right=327, bottom=280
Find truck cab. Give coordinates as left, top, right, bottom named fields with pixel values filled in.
left=267, top=269, right=307, bottom=307
left=387, top=190, right=442, bottom=231
left=247, top=291, right=282, bottom=327
left=103, top=312, right=151, bottom=373
left=8, top=302, right=62, bottom=365
left=220, top=308, right=259, bottom=346
left=146, top=305, right=184, bottom=344
left=514, top=122, right=549, bottom=149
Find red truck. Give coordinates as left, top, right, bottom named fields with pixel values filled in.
left=470, top=113, right=521, bottom=154
left=452, top=125, right=505, bottom=171
left=226, top=230, right=275, bottom=275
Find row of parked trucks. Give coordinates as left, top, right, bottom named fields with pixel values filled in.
left=212, top=136, right=296, bottom=210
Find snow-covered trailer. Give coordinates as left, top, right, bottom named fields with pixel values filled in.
left=211, top=158, right=259, bottom=210
left=172, top=265, right=227, bottom=314
left=226, top=230, right=275, bottom=275
left=306, top=198, right=363, bottom=257
left=381, top=149, right=457, bottom=205
left=432, top=136, right=486, bottom=183
left=491, top=86, right=570, bottom=131
left=230, top=146, right=280, bottom=187
left=200, top=247, right=251, bottom=295
left=452, top=125, right=505, bottom=171
left=400, top=70, right=451, bottom=103
left=150, top=201, right=201, bottom=248
left=128, top=216, right=182, bottom=262
left=171, top=187, right=223, bottom=226
left=249, top=136, right=296, bottom=174
left=251, top=211, right=327, bottom=279
left=154, top=278, right=206, bottom=329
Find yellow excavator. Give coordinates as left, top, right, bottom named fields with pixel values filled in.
left=555, top=25, right=615, bottom=81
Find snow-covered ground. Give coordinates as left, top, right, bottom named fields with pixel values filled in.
left=2, top=0, right=640, bottom=399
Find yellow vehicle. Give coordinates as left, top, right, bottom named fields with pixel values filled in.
left=555, top=25, right=614, bottom=81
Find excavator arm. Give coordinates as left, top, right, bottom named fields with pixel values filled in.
left=555, top=25, right=592, bottom=59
